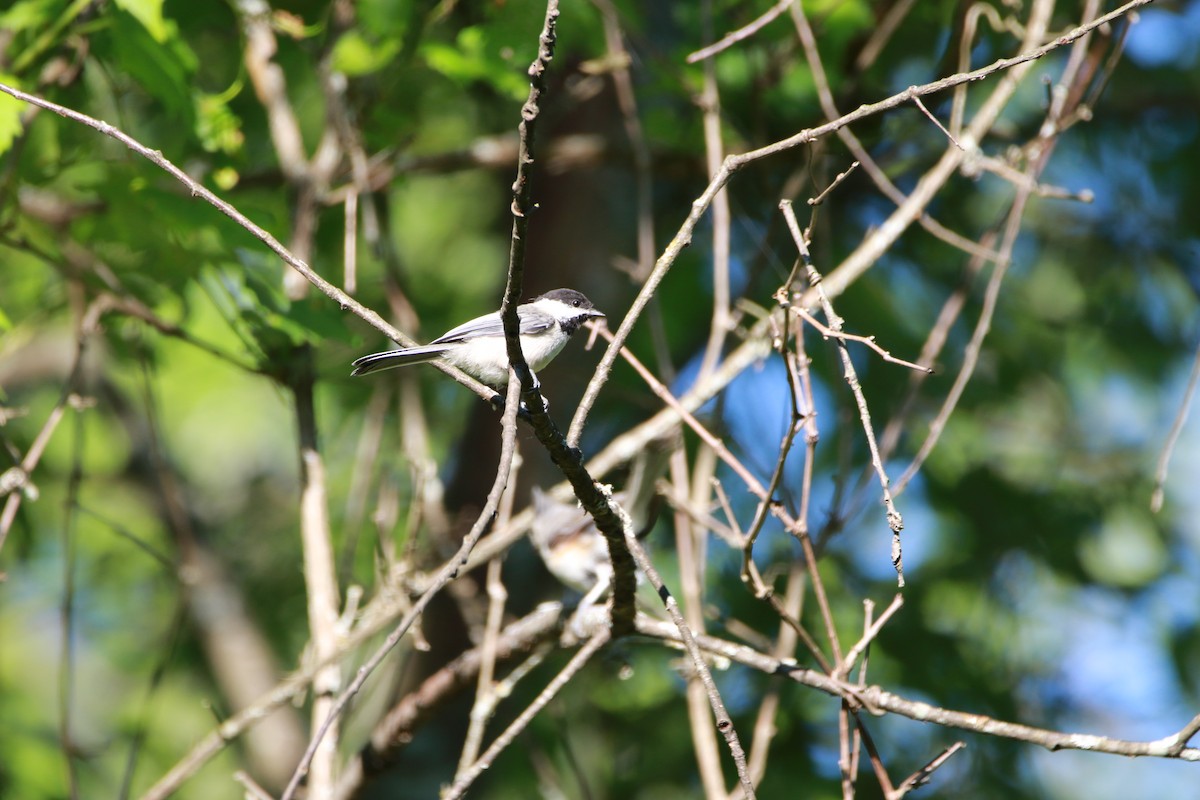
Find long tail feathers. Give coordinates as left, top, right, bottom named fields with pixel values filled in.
left=350, top=345, right=449, bottom=376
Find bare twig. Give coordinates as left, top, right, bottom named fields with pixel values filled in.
left=1152, top=339, right=1200, bottom=512
left=835, top=594, right=903, bottom=679
left=673, top=437, right=725, bottom=798
left=337, top=603, right=564, bottom=796
left=793, top=308, right=931, bottom=373
left=854, top=0, right=918, bottom=71
left=808, top=161, right=859, bottom=207
left=889, top=741, right=966, bottom=799
left=455, top=463, right=519, bottom=777
left=687, top=0, right=795, bottom=63
left=635, top=616, right=1200, bottom=762
left=912, top=94, right=962, bottom=149
left=0, top=294, right=112, bottom=555
left=625, top=537, right=757, bottom=797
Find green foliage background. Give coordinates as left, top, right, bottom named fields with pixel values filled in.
left=1, top=0, right=1198, bottom=798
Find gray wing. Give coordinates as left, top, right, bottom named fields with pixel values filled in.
left=430, top=305, right=555, bottom=344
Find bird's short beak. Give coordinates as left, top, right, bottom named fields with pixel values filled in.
left=587, top=309, right=606, bottom=319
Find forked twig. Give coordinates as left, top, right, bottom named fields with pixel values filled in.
left=793, top=308, right=931, bottom=373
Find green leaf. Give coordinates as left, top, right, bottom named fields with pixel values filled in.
left=0, top=74, right=23, bottom=157
left=104, top=8, right=196, bottom=122
left=0, top=0, right=57, bottom=32
left=331, top=30, right=400, bottom=77
left=422, top=26, right=528, bottom=101
left=113, top=0, right=168, bottom=42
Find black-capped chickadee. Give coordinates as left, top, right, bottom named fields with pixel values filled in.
left=529, top=443, right=669, bottom=613
left=351, top=288, right=605, bottom=388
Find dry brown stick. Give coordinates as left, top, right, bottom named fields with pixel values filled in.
left=911, top=94, right=963, bottom=149
left=835, top=594, right=904, bottom=679
left=793, top=308, right=930, bottom=373
left=852, top=717, right=897, bottom=797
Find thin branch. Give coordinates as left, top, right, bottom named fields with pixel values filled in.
left=1151, top=340, right=1200, bottom=510
left=889, top=741, right=966, bottom=799
left=793, top=308, right=931, bottom=373
left=912, top=94, right=962, bottom=149
left=456, top=327, right=772, bottom=583
left=625, top=537, right=757, bottom=797
left=634, top=616, right=1200, bottom=762
left=290, top=350, right=342, bottom=800
left=444, top=629, right=612, bottom=800
left=687, top=0, right=796, bottom=63
left=455, top=475, right=516, bottom=776
left=852, top=717, right=897, bottom=797
left=695, top=0, right=734, bottom=385
left=337, top=603, right=564, bottom=796
left=854, top=0, right=918, bottom=71
left=808, top=161, right=859, bottom=207
left=737, top=561, right=806, bottom=796
left=595, top=324, right=843, bottom=663
left=835, top=594, right=903, bottom=679
left=0, top=294, right=111, bottom=555
left=673, top=436, right=726, bottom=799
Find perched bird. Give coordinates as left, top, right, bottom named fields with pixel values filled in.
left=351, top=288, right=604, bottom=388
left=529, top=443, right=670, bottom=611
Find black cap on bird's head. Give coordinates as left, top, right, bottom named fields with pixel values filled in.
left=536, top=288, right=605, bottom=319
